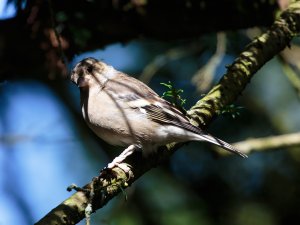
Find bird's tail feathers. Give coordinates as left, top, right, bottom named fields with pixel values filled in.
left=198, top=133, right=247, bottom=158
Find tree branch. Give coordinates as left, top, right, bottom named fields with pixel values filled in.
left=232, top=132, right=300, bottom=154
left=35, top=2, right=300, bottom=225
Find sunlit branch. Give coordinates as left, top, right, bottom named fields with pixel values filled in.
left=234, top=132, right=300, bottom=153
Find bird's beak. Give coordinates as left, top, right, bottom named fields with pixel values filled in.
left=71, top=73, right=89, bottom=88
left=77, top=76, right=88, bottom=87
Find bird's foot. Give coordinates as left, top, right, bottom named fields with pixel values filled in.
left=100, top=145, right=137, bottom=179
left=100, top=162, right=133, bottom=180
left=108, top=161, right=132, bottom=172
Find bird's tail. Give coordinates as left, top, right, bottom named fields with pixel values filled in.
left=198, top=133, right=247, bottom=158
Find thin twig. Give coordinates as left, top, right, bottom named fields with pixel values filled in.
left=192, top=32, right=226, bottom=92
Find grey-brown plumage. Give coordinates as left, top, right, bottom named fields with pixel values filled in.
left=70, top=57, right=247, bottom=169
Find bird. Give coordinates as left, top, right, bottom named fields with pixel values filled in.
left=70, top=57, right=247, bottom=171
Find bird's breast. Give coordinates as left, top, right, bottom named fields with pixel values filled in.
left=81, top=91, right=140, bottom=146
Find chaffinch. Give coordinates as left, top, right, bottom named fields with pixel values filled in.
left=70, top=57, right=247, bottom=170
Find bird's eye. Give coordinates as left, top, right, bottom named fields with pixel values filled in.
left=86, top=65, right=93, bottom=74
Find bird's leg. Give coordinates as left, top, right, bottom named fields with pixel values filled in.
left=107, top=144, right=138, bottom=173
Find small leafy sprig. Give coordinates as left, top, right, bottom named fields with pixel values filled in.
left=160, top=81, right=186, bottom=112
left=218, top=104, right=244, bottom=119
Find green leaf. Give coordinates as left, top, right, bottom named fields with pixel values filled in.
left=160, top=81, right=187, bottom=112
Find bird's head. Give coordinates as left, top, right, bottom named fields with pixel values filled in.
left=70, top=57, right=116, bottom=89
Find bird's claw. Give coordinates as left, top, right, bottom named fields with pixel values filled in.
left=100, top=162, right=133, bottom=180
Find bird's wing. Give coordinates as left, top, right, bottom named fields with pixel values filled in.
left=141, top=99, right=200, bottom=134
left=132, top=97, right=247, bottom=158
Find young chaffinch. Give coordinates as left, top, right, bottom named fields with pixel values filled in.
left=70, top=57, right=247, bottom=170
